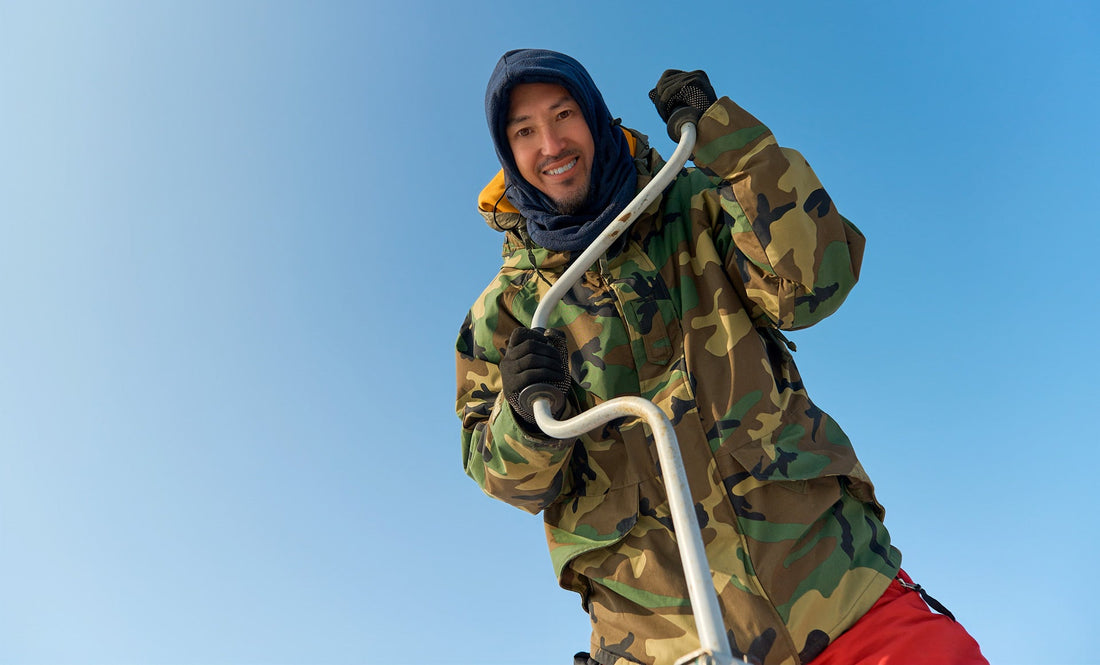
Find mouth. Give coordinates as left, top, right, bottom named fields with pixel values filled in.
left=542, top=157, right=579, bottom=177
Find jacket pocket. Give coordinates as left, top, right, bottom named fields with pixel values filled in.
left=545, top=482, right=640, bottom=586
left=717, top=419, right=885, bottom=523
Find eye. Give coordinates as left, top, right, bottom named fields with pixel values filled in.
left=515, top=127, right=532, bottom=138
left=557, top=109, right=574, bottom=121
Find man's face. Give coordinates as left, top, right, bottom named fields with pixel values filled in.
left=506, top=83, right=595, bottom=215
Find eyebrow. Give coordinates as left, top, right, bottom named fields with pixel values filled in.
left=506, top=95, right=575, bottom=128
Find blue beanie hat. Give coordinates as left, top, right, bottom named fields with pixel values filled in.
left=485, top=49, right=637, bottom=252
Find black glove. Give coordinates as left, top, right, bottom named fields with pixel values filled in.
left=499, top=327, right=571, bottom=429
left=648, top=69, right=717, bottom=142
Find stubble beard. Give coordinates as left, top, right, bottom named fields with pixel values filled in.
left=553, top=180, right=591, bottom=216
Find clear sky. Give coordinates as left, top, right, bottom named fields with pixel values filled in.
left=1, top=1, right=1097, bottom=664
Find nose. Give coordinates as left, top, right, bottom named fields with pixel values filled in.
left=540, top=125, right=567, bottom=156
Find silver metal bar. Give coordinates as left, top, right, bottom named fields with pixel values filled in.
left=528, top=123, right=738, bottom=665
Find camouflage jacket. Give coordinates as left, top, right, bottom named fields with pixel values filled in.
left=456, top=97, right=902, bottom=665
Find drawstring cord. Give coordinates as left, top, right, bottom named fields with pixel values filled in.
left=896, top=575, right=958, bottom=622
left=524, top=234, right=553, bottom=288
left=491, top=186, right=518, bottom=231
left=494, top=183, right=552, bottom=289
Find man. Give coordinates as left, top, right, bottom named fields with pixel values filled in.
left=455, top=49, right=986, bottom=665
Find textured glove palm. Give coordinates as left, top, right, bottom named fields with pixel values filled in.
left=499, top=327, right=571, bottom=430
left=648, top=69, right=717, bottom=141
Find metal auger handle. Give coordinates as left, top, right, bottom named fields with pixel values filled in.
left=528, top=123, right=740, bottom=665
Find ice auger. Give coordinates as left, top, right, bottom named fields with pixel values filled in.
left=517, top=119, right=746, bottom=665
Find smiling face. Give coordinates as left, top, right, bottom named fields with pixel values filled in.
left=506, top=82, right=596, bottom=214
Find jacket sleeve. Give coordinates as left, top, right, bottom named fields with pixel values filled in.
left=692, top=96, right=866, bottom=330
left=455, top=280, right=575, bottom=514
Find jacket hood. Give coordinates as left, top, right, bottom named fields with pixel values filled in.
left=483, top=49, right=637, bottom=252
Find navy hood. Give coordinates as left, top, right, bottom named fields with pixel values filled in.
left=484, top=49, right=637, bottom=252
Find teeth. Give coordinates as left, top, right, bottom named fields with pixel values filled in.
left=546, top=158, right=577, bottom=176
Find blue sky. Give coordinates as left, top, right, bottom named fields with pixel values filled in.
left=1, top=1, right=1097, bottom=664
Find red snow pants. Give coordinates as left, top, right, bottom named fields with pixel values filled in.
left=812, top=570, right=988, bottom=665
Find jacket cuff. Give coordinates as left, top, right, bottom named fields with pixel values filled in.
left=493, top=395, right=575, bottom=450
left=691, top=96, right=775, bottom=176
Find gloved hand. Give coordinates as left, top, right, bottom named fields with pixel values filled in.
left=648, top=69, right=717, bottom=142
left=499, top=327, right=571, bottom=430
